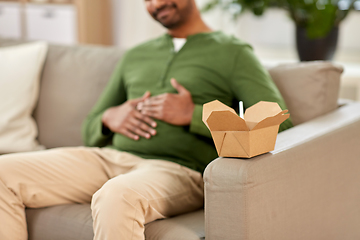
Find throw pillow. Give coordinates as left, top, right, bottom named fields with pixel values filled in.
left=0, top=42, right=48, bottom=154
left=268, top=61, right=343, bottom=126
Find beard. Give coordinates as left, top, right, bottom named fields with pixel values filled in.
left=152, top=2, right=192, bottom=29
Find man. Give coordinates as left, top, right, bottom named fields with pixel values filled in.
left=0, top=0, right=292, bottom=239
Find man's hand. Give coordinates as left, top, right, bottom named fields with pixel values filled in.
left=101, top=91, right=157, bottom=141
left=137, top=78, right=195, bottom=126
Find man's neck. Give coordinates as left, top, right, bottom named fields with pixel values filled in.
left=167, top=13, right=212, bottom=38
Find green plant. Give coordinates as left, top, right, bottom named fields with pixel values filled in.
left=202, top=0, right=357, bottom=39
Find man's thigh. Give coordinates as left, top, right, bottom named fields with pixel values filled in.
left=0, top=147, right=110, bottom=207
left=94, top=159, right=204, bottom=223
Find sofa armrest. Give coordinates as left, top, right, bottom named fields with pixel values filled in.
left=203, top=102, right=360, bottom=240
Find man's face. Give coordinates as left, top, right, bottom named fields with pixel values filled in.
left=145, top=0, right=194, bottom=29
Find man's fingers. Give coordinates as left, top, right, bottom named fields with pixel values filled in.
left=136, top=102, right=144, bottom=111
left=141, top=91, right=151, bottom=100
left=137, top=92, right=163, bottom=111
left=137, top=96, right=164, bottom=111
left=144, top=97, right=164, bottom=106
left=121, top=128, right=139, bottom=141
left=126, top=122, right=153, bottom=139
left=131, top=91, right=151, bottom=107
left=133, top=110, right=157, bottom=128
left=171, top=78, right=189, bottom=95
left=129, top=114, right=157, bottom=137
left=140, top=106, right=163, bottom=120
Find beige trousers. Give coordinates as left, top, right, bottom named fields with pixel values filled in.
left=0, top=147, right=204, bottom=240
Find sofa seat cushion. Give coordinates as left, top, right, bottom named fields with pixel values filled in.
left=26, top=204, right=205, bottom=240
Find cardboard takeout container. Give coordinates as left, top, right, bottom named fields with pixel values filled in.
left=202, top=100, right=290, bottom=158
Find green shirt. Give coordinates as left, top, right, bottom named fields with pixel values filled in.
left=82, top=31, right=293, bottom=173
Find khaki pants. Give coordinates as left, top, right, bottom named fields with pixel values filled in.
left=0, top=147, right=204, bottom=240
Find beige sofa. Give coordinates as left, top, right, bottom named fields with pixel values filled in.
left=1, top=38, right=359, bottom=240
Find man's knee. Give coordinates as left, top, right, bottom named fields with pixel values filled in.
left=0, top=152, right=44, bottom=197
left=91, top=178, right=148, bottom=213
left=0, top=154, right=28, bottom=204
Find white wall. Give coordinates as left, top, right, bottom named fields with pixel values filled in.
left=338, top=12, right=360, bottom=54
left=111, top=0, right=165, bottom=51
left=111, top=0, right=360, bottom=62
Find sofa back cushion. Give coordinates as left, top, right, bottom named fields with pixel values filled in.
left=268, top=61, right=343, bottom=126
left=33, top=44, right=122, bottom=148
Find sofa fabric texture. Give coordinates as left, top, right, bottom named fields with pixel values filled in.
left=268, top=61, right=343, bottom=125
left=34, top=44, right=122, bottom=148
left=26, top=205, right=205, bottom=240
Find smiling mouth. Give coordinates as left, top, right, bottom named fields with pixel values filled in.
left=153, top=4, right=177, bottom=21
left=156, top=7, right=174, bottom=20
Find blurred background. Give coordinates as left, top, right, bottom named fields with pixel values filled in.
left=0, top=0, right=359, bottom=100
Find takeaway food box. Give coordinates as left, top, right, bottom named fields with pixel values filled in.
left=202, top=100, right=290, bottom=158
